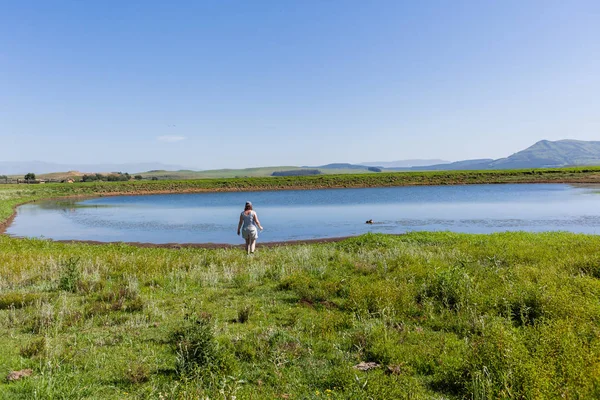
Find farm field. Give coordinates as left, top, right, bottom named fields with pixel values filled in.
left=6, top=164, right=600, bottom=186
left=16, top=167, right=377, bottom=182
left=1, top=171, right=600, bottom=398
left=137, top=167, right=378, bottom=180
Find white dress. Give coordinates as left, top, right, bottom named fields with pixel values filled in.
left=241, top=211, right=258, bottom=240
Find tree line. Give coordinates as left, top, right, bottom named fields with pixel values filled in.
left=81, top=173, right=144, bottom=182
left=0, top=173, right=148, bottom=184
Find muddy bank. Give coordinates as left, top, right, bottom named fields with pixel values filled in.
left=20, top=235, right=366, bottom=249
left=0, top=200, right=32, bottom=235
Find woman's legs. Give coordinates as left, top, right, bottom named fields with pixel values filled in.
left=245, top=238, right=251, bottom=254
left=250, top=239, right=256, bottom=253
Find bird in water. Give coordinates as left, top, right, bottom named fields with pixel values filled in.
left=365, top=219, right=373, bottom=224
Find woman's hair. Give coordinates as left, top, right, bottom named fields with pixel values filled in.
left=244, top=202, right=253, bottom=211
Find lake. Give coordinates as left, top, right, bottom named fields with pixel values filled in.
left=6, top=183, right=600, bottom=244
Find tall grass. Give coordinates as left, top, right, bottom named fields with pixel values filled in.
left=2, top=231, right=600, bottom=398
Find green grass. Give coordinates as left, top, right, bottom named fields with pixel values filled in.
left=1, top=232, right=600, bottom=399
left=2, top=176, right=600, bottom=398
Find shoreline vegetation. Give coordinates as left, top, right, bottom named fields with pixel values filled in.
left=2, top=166, right=600, bottom=236
left=2, top=168, right=600, bottom=398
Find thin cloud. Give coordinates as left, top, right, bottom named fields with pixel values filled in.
left=157, top=135, right=186, bottom=143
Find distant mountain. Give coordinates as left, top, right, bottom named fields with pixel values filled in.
left=361, top=159, right=450, bottom=168
left=5, top=140, right=600, bottom=177
left=0, top=161, right=187, bottom=175
left=388, top=159, right=494, bottom=171
left=489, top=140, right=600, bottom=169
left=378, top=140, right=600, bottom=171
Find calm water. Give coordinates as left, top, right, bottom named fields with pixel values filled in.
left=6, top=184, right=600, bottom=244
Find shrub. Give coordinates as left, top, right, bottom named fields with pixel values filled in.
left=233, top=338, right=258, bottom=362
left=58, top=257, right=81, bottom=292
left=417, top=266, right=473, bottom=311
left=237, top=305, right=252, bottom=323
left=20, top=336, right=47, bottom=358
left=29, top=302, right=58, bottom=334
left=93, top=282, right=144, bottom=313
left=460, top=318, right=531, bottom=398
left=502, top=288, right=546, bottom=327
left=170, top=315, right=232, bottom=377
left=574, top=255, right=600, bottom=278
left=124, top=362, right=150, bottom=384
left=278, top=272, right=332, bottom=304
left=345, top=279, right=411, bottom=318
left=81, top=172, right=131, bottom=182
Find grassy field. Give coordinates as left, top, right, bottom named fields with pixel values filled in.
left=2, top=232, right=600, bottom=399
left=13, top=164, right=600, bottom=183
left=2, top=171, right=600, bottom=399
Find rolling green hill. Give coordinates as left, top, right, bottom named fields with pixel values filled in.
left=10, top=140, right=600, bottom=180
left=391, top=140, right=600, bottom=171
left=490, top=139, right=600, bottom=169
left=136, top=166, right=376, bottom=180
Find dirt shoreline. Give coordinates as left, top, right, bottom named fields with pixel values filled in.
left=2, top=179, right=599, bottom=247
left=0, top=200, right=32, bottom=236
left=46, top=235, right=365, bottom=249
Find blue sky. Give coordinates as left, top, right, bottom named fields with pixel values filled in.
left=1, top=0, right=599, bottom=169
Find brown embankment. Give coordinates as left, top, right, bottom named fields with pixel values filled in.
left=0, top=200, right=32, bottom=235
left=47, top=235, right=360, bottom=249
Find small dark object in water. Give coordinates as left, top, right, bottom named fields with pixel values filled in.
left=365, top=219, right=373, bottom=224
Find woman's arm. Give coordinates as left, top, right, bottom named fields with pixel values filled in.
left=254, top=212, right=263, bottom=230
left=237, top=214, right=243, bottom=235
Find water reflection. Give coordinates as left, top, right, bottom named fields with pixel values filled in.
left=7, top=184, right=600, bottom=244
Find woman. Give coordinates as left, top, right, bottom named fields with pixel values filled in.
left=237, top=201, right=263, bottom=254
